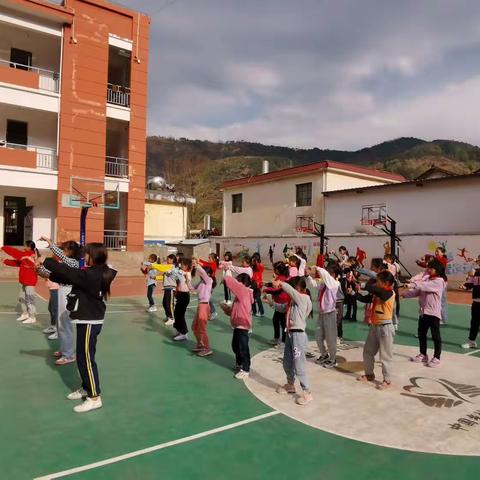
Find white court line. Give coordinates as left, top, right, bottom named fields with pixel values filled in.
left=463, top=349, right=480, bottom=356
left=34, top=411, right=280, bottom=480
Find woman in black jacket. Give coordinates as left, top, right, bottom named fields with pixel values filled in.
left=38, top=243, right=117, bottom=413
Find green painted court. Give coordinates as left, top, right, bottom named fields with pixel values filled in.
left=1, top=281, right=479, bottom=480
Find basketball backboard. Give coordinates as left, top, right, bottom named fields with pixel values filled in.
left=66, top=176, right=120, bottom=209
left=361, top=204, right=387, bottom=226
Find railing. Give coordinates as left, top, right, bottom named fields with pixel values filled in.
left=107, top=83, right=131, bottom=107
left=105, top=156, right=129, bottom=178
left=0, top=59, right=60, bottom=93
left=104, top=230, right=128, bottom=250
left=0, top=140, right=57, bottom=170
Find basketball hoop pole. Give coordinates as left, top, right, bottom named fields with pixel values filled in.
left=79, top=206, right=89, bottom=268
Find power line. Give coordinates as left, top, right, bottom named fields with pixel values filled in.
left=149, top=0, right=180, bottom=16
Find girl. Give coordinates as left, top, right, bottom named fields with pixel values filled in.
left=39, top=243, right=117, bottom=413
left=273, top=276, right=313, bottom=406
left=2, top=241, right=38, bottom=324
left=342, top=265, right=358, bottom=322
left=403, top=259, right=446, bottom=368
left=263, top=261, right=290, bottom=346
left=199, top=253, right=219, bottom=320
left=288, top=255, right=300, bottom=277
left=222, top=273, right=254, bottom=379
left=191, top=261, right=215, bottom=357
left=162, top=254, right=178, bottom=325
left=338, top=246, right=349, bottom=267
left=44, top=279, right=59, bottom=339
left=251, top=252, right=265, bottom=317
left=172, top=258, right=194, bottom=341
left=221, top=251, right=233, bottom=305
left=461, top=255, right=480, bottom=349
left=141, top=254, right=158, bottom=312
left=40, top=237, right=80, bottom=366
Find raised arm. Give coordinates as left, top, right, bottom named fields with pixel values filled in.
left=280, top=281, right=304, bottom=305
left=43, top=258, right=89, bottom=288
left=224, top=275, right=247, bottom=298
left=1, top=246, right=24, bottom=260
left=314, top=267, right=338, bottom=289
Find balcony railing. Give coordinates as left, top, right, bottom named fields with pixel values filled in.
left=0, top=141, right=57, bottom=170
left=105, top=156, right=128, bottom=178
left=104, top=230, right=127, bottom=250
left=0, top=59, right=60, bottom=93
left=107, top=83, right=130, bottom=107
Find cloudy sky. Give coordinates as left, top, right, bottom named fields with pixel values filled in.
left=125, top=0, right=480, bottom=150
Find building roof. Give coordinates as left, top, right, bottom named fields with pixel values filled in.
left=324, top=170, right=480, bottom=197
left=146, top=190, right=196, bottom=205
left=414, top=165, right=457, bottom=181
left=222, top=160, right=405, bottom=189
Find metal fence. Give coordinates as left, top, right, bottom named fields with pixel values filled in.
left=0, top=59, right=59, bottom=93
left=0, top=141, right=57, bottom=170
left=107, top=83, right=131, bottom=107
left=104, top=230, right=128, bottom=250
left=105, top=156, right=128, bottom=177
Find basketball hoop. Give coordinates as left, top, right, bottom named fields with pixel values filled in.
left=295, top=226, right=314, bottom=234
left=361, top=204, right=387, bottom=228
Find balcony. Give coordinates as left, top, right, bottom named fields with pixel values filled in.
left=0, top=59, right=60, bottom=93
left=0, top=141, right=57, bottom=170
left=104, top=230, right=127, bottom=250
left=107, top=83, right=130, bottom=107
left=105, top=156, right=128, bottom=178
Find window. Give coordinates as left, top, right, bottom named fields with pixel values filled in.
left=296, top=182, right=312, bottom=207
left=10, top=48, right=32, bottom=71
left=232, top=193, right=243, bottom=213
left=6, top=120, right=28, bottom=147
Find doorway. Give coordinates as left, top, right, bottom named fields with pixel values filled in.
left=3, top=196, right=26, bottom=246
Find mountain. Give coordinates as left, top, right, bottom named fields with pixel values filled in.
left=146, top=136, right=480, bottom=229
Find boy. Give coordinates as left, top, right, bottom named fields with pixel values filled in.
left=461, top=255, right=480, bottom=349
left=355, top=270, right=396, bottom=390
left=141, top=254, right=158, bottom=312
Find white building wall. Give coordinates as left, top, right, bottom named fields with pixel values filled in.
left=324, top=171, right=394, bottom=191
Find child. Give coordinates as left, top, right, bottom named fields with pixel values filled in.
left=222, top=273, right=254, bottom=379
left=290, top=252, right=307, bottom=277
left=342, top=267, right=358, bottom=322
left=44, top=279, right=59, bottom=339
left=224, top=255, right=253, bottom=278
left=40, top=243, right=117, bottom=413
left=2, top=241, right=38, bottom=324
left=403, top=259, right=446, bottom=367
left=263, top=261, right=290, bottom=346
left=273, top=276, right=313, bottom=406
left=162, top=254, right=178, bottom=325
left=141, top=254, right=158, bottom=312
left=460, top=255, right=480, bottom=349
left=338, top=246, right=349, bottom=267
left=355, top=270, right=396, bottom=390
left=221, top=251, right=233, bottom=305
left=191, top=262, right=215, bottom=357
left=172, top=258, right=194, bottom=341
left=199, top=253, right=219, bottom=320
left=251, top=252, right=265, bottom=317
left=288, top=255, right=300, bottom=277
left=329, top=264, right=344, bottom=344
left=308, top=266, right=340, bottom=368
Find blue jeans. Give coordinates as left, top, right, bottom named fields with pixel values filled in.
left=48, top=289, right=59, bottom=326
left=58, top=286, right=75, bottom=359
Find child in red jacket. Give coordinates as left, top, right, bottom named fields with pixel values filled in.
left=2, top=241, right=38, bottom=323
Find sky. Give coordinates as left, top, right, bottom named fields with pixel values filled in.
left=124, top=0, right=480, bottom=150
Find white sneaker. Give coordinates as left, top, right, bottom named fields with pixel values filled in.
left=234, top=369, right=249, bottom=380
left=48, top=331, right=58, bottom=340
left=22, top=317, right=36, bottom=324
left=146, top=306, right=157, bottom=312
left=225, top=300, right=233, bottom=306
left=67, top=388, right=88, bottom=400
left=173, top=333, right=188, bottom=341
left=73, top=396, right=103, bottom=413
left=210, top=312, right=218, bottom=320
left=43, top=326, right=56, bottom=334
left=461, top=340, right=477, bottom=349
left=16, top=313, right=29, bottom=322
left=165, top=318, right=174, bottom=326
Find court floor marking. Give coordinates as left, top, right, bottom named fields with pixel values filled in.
left=33, top=411, right=280, bottom=480
left=463, top=349, right=480, bottom=356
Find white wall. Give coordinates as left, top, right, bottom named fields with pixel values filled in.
left=144, top=201, right=188, bottom=242
left=325, top=171, right=394, bottom=191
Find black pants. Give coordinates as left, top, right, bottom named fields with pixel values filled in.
left=76, top=324, right=102, bottom=398
left=163, top=289, right=174, bottom=319
left=224, top=283, right=231, bottom=303
left=252, top=287, right=264, bottom=315
left=345, top=296, right=357, bottom=321
left=336, top=302, right=344, bottom=338
left=48, top=289, right=58, bottom=326
left=174, top=292, right=190, bottom=335
left=147, top=284, right=156, bottom=307
left=418, top=314, right=442, bottom=359
left=272, top=310, right=286, bottom=342
left=468, top=302, right=480, bottom=341
left=232, top=328, right=250, bottom=372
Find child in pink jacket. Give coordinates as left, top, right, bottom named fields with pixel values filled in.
left=222, top=274, right=253, bottom=380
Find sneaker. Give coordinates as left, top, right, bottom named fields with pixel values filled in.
left=197, top=349, right=213, bottom=357
left=55, top=356, right=76, bottom=366
left=410, top=353, right=428, bottom=363
left=22, top=317, right=36, bottom=324
left=73, top=396, right=103, bottom=413
left=322, top=359, right=337, bottom=369
left=233, top=363, right=241, bottom=372
left=210, top=312, right=218, bottom=320
left=315, top=354, right=329, bottom=365
left=336, top=338, right=343, bottom=346
left=165, top=318, right=174, bottom=326
left=173, top=333, right=188, bottom=341
left=234, top=369, right=249, bottom=380
left=48, top=331, right=58, bottom=340
left=191, top=346, right=204, bottom=352
left=16, top=313, right=29, bottom=322
left=67, top=388, right=87, bottom=400
left=43, top=326, right=56, bottom=334
left=146, top=305, right=157, bottom=313
left=225, top=300, right=233, bottom=306
left=427, top=357, right=441, bottom=368
left=276, top=383, right=296, bottom=395
left=394, top=324, right=398, bottom=331
left=53, top=351, right=62, bottom=358
left=296, top=391, right=313, bottom=406
left=461, top=340, right=477, bottom=349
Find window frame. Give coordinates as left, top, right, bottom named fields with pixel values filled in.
left=231, top=193, right=243, bottom=213
left=295, top=182, right=312, bottom=207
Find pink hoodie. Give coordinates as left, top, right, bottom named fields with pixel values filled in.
left=224, top=276, right=253, bottom=330
left=403, top=275, right=445, bottom=318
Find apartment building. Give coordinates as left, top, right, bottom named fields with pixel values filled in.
left=0, top=0, right=149, bottom=251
